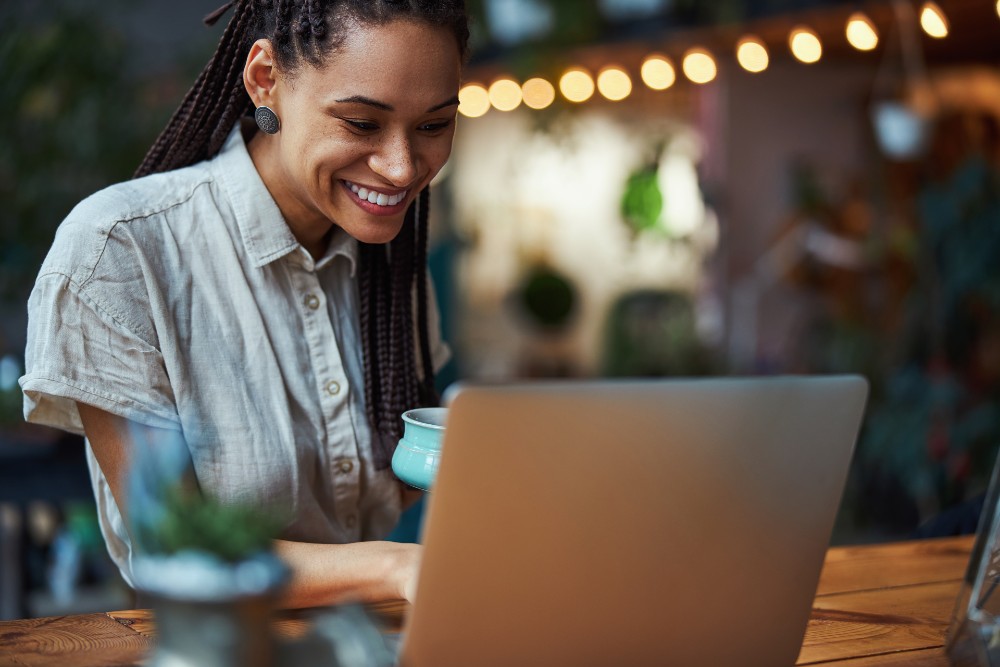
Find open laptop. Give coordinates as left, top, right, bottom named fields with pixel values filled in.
left=398, top=375, right=869, bottom=667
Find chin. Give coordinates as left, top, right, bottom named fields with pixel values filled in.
left=348, top=218, right=407, bottom=246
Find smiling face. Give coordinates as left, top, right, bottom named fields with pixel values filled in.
left=244, top=19, right=462, bottom=249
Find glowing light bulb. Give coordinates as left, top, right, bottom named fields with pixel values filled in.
left=521, top=78, right=556, bottom=110
left=458, top=83, right=490, bottom=118
left=736, top=36, right=769, bottom=73
left=682, top=49, right=717, bottom=84
left=597, top=66, right=632, bottom=101
left=920, top=2, right=949, bottom=38
left=559, top=68, right=595, bottom=103
left=640, top=55, right=676, bottom=90
left=789, top=26, right=822, bottom=64
left=488, top=78, right=522, bottom=111
left=846, top=13, right=879, bottom=51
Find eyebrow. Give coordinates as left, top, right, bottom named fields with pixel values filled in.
left=334, top=95, right=460, bottom=113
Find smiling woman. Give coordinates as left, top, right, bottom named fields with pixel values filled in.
left=19, top=0, right=469, bottom=610
left=242, top=19, right=461, bottom=248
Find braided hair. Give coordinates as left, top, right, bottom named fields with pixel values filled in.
left=135, top=0, right=469, bottom=469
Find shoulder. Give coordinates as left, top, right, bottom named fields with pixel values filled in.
left=40, top=162, right=219, bottom=285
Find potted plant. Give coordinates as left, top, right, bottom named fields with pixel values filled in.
left=127, top=427, right=288, bottom=667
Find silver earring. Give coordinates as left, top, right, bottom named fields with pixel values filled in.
left=255, top=106, right=280, bottom=134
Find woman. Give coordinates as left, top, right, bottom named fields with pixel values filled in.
left=20, top=0, right=469, bottom=608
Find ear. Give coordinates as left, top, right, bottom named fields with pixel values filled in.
left=244, top=39, right=280, bottom=108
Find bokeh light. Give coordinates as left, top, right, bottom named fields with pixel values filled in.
left=559, top=68, right=596, bottom=103
left=736, top=37, right=769, bottom=73
left=640, top=55, right=676, bottom=90
left=488, top=78, right=522, bottom=112
left=597, top=66, right=633, bottom=101
left=920, top=2, right=949, bottom=38
left=846, top=13, right=879, bottom=51
left=682, top=49, right=717, bottom=84
left=789, top=27, right=822, bottom=64
left=521, top=77, right=556, bottom=110
left=458, top=83, right=490, bottom=118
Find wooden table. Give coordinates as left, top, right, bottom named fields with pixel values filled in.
left=0, top=535, right=975, bottom=666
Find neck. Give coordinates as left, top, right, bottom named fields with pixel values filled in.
left=246, top=131, right=332, bottom=261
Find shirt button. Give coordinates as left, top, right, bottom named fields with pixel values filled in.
left=337, top=459, right=354, bottom=474
left=303, top=293, right=320, bottom=310
left=346, top=515, right=357, bottom=530
left=326, top=380, right=341, bottom=396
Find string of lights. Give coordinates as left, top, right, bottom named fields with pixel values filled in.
left=458, top=1, right=971, bottom=117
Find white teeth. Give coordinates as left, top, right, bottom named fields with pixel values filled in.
left=346, top=181, right=408, bottom=207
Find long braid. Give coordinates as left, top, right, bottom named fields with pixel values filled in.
left=134, top=0, right=469, bottom=469
left=414, top=188, right=438, bottom=405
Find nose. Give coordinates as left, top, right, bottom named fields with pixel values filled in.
left=369, top=131, right=418, bottom=187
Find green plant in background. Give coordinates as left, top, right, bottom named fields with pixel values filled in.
left=1, top=5, right=164, bottom=305
left=0, top=3, right=210, bottom=424
left=621, top=163, right=664, bottom=235
left=602, top=289, right=714, bottom=377
left=515, top=264, right=578, bottom=332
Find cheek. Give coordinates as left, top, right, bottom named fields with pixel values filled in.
left=424, top=135, right=457, bottom=173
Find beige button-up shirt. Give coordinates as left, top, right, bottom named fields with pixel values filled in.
left=20, top=123, right=448, bottom=586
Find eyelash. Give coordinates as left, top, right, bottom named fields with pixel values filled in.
left=346, top=120, right=378, bottom=132
left=342, top=119, right=453, bottom=133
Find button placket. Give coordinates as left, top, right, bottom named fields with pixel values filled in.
left=298, top=259, right=363, bottom=536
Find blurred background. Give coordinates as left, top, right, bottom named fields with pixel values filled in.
left=2, top=0, right=1000, bottom=619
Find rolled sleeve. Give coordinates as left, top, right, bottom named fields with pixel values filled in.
left=20, top=271, right=180, bottom=434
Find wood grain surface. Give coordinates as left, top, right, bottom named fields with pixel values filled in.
left=0, top=613, right=151, bottom=667
left=0, top=536, right=977, bottom=667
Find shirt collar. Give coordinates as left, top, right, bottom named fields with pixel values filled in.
left=213, top=122, right=359, bottom=275
left=212, top=122, right=304, bottom=269
left=315, top=226, right=359, bottom=276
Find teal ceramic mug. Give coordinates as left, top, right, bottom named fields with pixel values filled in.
left=392, top=407, right=448, bottom=491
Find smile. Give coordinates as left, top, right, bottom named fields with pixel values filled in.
left=343, top=180, right=409, bottom=207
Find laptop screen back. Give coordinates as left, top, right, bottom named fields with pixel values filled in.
left=400, top=376, right=868, bottom=667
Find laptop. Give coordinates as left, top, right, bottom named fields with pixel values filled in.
left=398, top=375, right=869, bottom=667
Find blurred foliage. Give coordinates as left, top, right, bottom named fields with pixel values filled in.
left=137, top=486, right=287, bottom=563
left=858, top=149, right=1000, bottom=523
left=0, top=3, right=172, bottom=310
left=0, top=2, right=212, bottom=425
left=602, top=289, right=715, bottom=377
left=515, top=264, right=578, bottom=332
left=621, top=164, right=663, bottom=235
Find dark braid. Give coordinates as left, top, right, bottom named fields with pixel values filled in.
left=134, top=0, right=468, bottom=469
left=414, top=188, right=437, bottom=404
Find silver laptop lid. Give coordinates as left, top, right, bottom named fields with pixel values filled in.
left=401, top=376, right=868, bottom=667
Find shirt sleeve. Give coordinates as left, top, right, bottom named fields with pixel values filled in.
left=20, top=270, right=181, bottom=435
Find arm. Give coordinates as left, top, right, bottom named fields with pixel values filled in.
left=76, top=402, right=422, bottom=608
